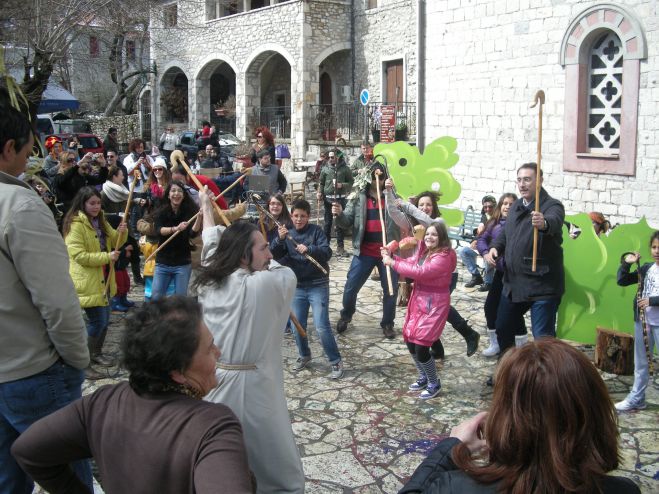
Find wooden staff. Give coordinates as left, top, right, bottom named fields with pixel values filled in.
left=145, top=211, right=200, bottom=263
left=105, top=169, right=140, bottom=298
left=626, top=253, right=654, bottom=375
left=214, top=167, right=252, bottom=200
left=251, top=197, right=328, bottom=276
left=374, top=169, right=394, bottom=296
left=289, top=312, right=307, bottom=339
left=171, top=150, right=231, bottom=226
left=529, top=90, right=545, bottom=272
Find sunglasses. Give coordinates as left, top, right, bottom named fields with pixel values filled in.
left=257, top=134, right=264, bottom=138
left=67, top=158, right=76, bottom=163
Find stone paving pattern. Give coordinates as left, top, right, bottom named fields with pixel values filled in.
left=70, top=236, right=658, bottom=494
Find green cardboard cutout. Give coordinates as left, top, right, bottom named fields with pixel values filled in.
left=558, top=214, right=655, bottom=344
left=373, top=137, right=463, bottom=226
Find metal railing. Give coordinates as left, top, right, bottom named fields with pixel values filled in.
left=309, top=101, right=416, bottom=142
left=252, top=105, right=291, bottom=139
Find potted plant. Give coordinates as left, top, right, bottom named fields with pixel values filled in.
left=395, top=121, right=408, bottom=141
left=213, top=95, right=237, bottom=118
left=232, top=141, right=253, bottom=169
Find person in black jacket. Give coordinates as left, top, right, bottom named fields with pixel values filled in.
left=271, top=199, right=344, bottom=379
left=614, top=231, right=659, bottom=412
left=484, top=162, right=564, bottom=354
left=399, top=339, right=641, bottom=494
left=53, top=151, right=109, bottom=215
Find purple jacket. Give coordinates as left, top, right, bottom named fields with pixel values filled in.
left=476, top=218, right=506, bottom=272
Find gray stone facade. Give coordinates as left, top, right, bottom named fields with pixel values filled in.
left=146, top=0, right=658, bottom=227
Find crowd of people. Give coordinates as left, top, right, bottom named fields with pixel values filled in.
left=1, top=105, right=653, bottom=493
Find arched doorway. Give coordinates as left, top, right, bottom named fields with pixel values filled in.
left=320, top=72, right=332, bottom=106
left=245, top=51, right=291, bottom=138
left=160, top=68, right=188, bottom=124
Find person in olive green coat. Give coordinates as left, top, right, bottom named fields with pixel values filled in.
left=316, top=148, right=353, bottom=256
left=63, top=187, right=127, bottom=367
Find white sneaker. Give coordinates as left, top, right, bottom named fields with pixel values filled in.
left=329, top=361, right=344, bottom=379
left=482, top=330, right=499, bottom=357
left=614, top=398, right=646, bottom=412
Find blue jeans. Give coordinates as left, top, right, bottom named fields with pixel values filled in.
left=626, top=320, right=659, bottom=406
left=152, top=263, right=192, bottom=300
left=84, top=305, right=111, bottom=338
left=0, top=361, right=92, bottom=493
left=495, top=294, right=561, bottom=353
left=457, top=246, right=494, bottom=283
left=340, top=254, right=399, bottom=328
left=292, top=283, right=341, bottom=364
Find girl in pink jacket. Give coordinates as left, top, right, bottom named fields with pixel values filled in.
left=381, top=221, right=456, bottom=399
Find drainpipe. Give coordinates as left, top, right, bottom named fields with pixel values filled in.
left=351, top=0, right=357, bottom=141
left=416, top=0, right=425, bottom=151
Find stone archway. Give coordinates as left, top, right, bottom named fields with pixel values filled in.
left=196, top=59, right=238, bottom=134
left=244, top=51, right=292, bottom=139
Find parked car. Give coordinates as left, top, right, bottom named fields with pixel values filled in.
left=177, top=129, right=240, bottom=162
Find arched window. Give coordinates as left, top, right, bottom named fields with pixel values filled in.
left=560, top=4, right=647, bottom=175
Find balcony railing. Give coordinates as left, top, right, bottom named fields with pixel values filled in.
left=309, top=102, right=416, bottom=142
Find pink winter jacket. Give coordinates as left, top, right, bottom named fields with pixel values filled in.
left=393, top=246, right=457, bottom=346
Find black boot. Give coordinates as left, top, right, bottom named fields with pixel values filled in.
left=464, top=273, right=484, bottom=288
left=454, top=321, right=480, bottom=357
left=430, top=339, right=445, bottom=360
left=90, top=330, right=114, bottom=367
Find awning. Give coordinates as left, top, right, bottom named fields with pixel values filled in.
left=37, top=83, right=80, bottom=113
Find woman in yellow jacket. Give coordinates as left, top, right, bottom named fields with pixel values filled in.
left=63, top=187, right=127, bottom=366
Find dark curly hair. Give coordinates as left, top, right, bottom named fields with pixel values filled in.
left=193, top=221, right=260, bottom=290
left=121, top=297, right=202, bottom=395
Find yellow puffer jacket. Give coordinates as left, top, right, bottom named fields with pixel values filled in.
left=65, top=212, right=127, bottom=308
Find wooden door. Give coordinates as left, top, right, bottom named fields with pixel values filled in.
left=320, top=72, right=332, bottom=106
left=385, top=60, right=403, bottom=104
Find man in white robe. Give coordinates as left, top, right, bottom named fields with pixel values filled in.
left=195, top=191, right=304, bottom=493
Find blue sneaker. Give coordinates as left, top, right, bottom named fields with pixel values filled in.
left=408, top=377, right=428, bottom=391
left=111, top=298, right=129, bottom=313
left=419, top=382, right=441, bottom=400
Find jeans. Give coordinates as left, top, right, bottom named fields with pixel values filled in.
left=292, top=283, right=341, bottom=364
left=626, top=320, right=659, bottom=406
left=457, top=246, right=494, bottom=283
left=496, top=294, right=560, bottom=353
left=84, top=305, right=111, bottom=338
left=152, top=263, right=192, bottom=300
left=340, top=254, right=399, bottom=328
left=323, top=198, right=347, bottom=248
left=0, top=361, right=92, bottom=493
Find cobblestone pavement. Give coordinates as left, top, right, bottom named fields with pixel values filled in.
left=73, top=237, right=658, bottom=494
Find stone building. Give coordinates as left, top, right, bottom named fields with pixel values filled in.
left=145, top=0, right=658, bottom=227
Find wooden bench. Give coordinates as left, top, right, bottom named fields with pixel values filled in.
left=448, top=207, right=482, bottom=247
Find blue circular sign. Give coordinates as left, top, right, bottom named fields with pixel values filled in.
left=359, top=89, right=370, bottom=106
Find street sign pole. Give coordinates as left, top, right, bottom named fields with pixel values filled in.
left=360, top=89, right=370, bottom=141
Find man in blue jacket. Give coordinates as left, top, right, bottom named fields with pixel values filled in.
left=271, top=199, right=344, bottom=379
left=484, top=162, right=565, bottom=355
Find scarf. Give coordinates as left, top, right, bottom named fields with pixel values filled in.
left=102, top=180, right=130, bottom=203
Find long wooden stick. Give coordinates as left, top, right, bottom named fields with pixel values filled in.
left=215, top=168, right=252, bottom=200
left=105, top=170, right=139, bottom=298
left=374, top=169, right=394, bottom=296
left=530, top=90, right=545, bottom=272
left=633, top=256, right=654, bottom=375
left=145, top=211, right=201, bottom=263
left=252, top=199, right=329, bottom=276
left=172, top=150, right=231, bottom=226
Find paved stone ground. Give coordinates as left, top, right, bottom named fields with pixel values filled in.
left=71, top=237, right=658, bottom=494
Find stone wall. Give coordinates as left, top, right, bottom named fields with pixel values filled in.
left=87, top=114, right=141, bottom=153
left=424, top=0, right=658, bottom=227
left=352, top=0, right=417, bottom=104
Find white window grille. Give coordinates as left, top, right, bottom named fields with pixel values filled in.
left=587, top=32, right=622, bottom=154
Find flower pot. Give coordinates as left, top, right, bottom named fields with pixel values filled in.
left=214, top=108, right=226, bottom=117
left=371, top=129, right=381, bottom=143
left=395, top=129, right=408, bottom=141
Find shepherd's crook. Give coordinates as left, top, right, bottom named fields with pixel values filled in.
left=529, top=90, right=545, bottom=273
